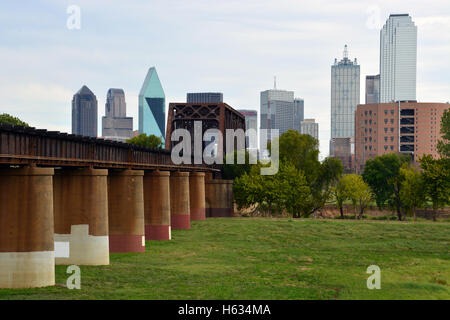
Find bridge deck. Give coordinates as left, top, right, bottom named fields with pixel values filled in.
left=0, top=124, right=217, bottom=172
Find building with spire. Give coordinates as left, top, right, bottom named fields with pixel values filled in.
left=330, top=45, right=360, bottom=171
left=72, top=85, right=98, bottom=137
left=259, top=79, right=295, bottom=155
left=102, top=88, right=133, bottom=142
left=138, top=67, right=166, bottom=141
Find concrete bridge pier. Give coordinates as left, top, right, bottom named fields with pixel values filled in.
left=205, top=175, right=234, bottom=218
left=53, top=168, right=109, bottom=265
left=108, top=170, right=145, bottom=253
left=0, top=167, right=55, bottom=288
left=189, top=172, right=206, bottom=221
left=170, top=171, right=191, bottom=230
left=143, top=170, right=171, bottom=240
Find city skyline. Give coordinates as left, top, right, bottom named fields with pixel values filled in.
left=1, top=1, right=450, bottom=159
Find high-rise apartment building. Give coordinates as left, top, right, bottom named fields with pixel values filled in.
left=354, top=102, right=449, bottom=173
left=187, top=92, right=223, bottom=103
left=380, top=14, right=417, bottom=103
left=300, top=119, right=319, bottom=141
left=366, top=75, right=380, bottom=104
left=330, top=45, right=360, bottom=162
left=139, top=67, right=166, bottom=141
left=102, top=89, right=133, bottom=142
left=72, top=85, right=98, bottom=137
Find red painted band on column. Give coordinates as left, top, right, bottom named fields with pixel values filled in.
left=171, top=214, right=191, bottom=229
left=207, top=208, right=233, bottom=218
left=109, top=234, right=145, bottom=253
left=190, top=208, right=206, bottom=221
left=145, top=225, right=171, bottom=241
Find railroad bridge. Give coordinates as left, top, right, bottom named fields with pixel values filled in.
left=0, top=124, right=234, bottom=288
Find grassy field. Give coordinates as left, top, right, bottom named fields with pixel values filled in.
left=1, top=218, right=449, bottom=300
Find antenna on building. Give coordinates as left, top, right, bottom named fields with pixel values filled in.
left=274, top=76, right=277, bottom=89
left=343, top=44, right=348, bottom=59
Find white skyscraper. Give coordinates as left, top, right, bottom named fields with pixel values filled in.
left=380, top=14, right=417, bottom=102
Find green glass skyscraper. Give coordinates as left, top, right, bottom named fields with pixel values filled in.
left=138, top=67, right=166, bottom=142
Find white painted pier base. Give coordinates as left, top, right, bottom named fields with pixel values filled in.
left=0, top=251, right=55, bottom=288
left=55, top=225, right=109, bottom=265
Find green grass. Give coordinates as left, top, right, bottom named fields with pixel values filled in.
left=1, top=218, right=449, bottom=300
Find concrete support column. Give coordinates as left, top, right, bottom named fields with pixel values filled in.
left=0, top=167, right=55, bottom=288
left=205, top=178, right=234, bottom=217
left=189, top=172, right=206, bottom=221
left=143, top=171, right=171, bottom=240
left=108, top=170, right=145, bottom=253
left=170, top=171, right=191, bottom=229
left=53, top=168, right=109, bottom=265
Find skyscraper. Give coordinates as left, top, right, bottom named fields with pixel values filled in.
left=187, top=92, right=223, bottom=103
left=260, top=85, right=295, bottom=153
left=366, top=75, right=380, bottom=104
left=102, top=88, right=133, bottom=142
left=294, top=98, right=305, bottom=125
left=72, top=85, right=98, bottom=137
left=300, top=119, right=319, bottom=141
left=330, top=45, right=360, bottom=158
left=380, top=14, right=417, bottom=102
left=139, top=67, right=166, bottom=141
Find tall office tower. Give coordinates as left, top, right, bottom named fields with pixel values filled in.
left=260, top=86, right=295, bottom=154
left=380, top=14, right=417, bottom=102
left=237, top=109, right=258, bottom=153
left=330, top=45, right=360, bottom=158
left=294, top=98, right=305, bottom=125
left=187, top=92, right=223, bottom=103
left=366, top=75, right=380, bottom=104
left=300, top=119, right=319, bottom=141
left=139, top=67, right=166, bottom=142
left=102, top=89, right=133, bottom=142
left=72, top=85, right=98, bottom=137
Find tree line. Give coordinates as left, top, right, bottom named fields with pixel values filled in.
left=230, top=109, right=450, bottom=221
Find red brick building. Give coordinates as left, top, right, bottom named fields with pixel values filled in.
left=355, top=102, right=449, bottom=173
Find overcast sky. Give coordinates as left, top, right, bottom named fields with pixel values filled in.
left=1, top=0, right=449, bottom=158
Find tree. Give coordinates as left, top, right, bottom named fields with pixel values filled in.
left=235, top=130, right=343, bottom=218
left=332, top=174, right=356, bottom=219
left=277, top=162, right=311, bottom=218
left=309, top=157, right=344, bottom=216
left=269, top=129, right=320, bottom=183
left=420, top=155, right=450, bottom=221
left=362, top=153, right=410, bottom=220
left=233, top=164, right=283, bottom=216
left=270, top=131, right=343, bottom=216
left=126, top=133, right=163, bottom=149
left=222, top=150, right=256, bottom=180
left=437, top=109, right=450, bottom=158
left=0, top=113, right=29, bottom=127
left=343, top=174, right=373, bottom=219
left=399, top=164, right=426, bottom=221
